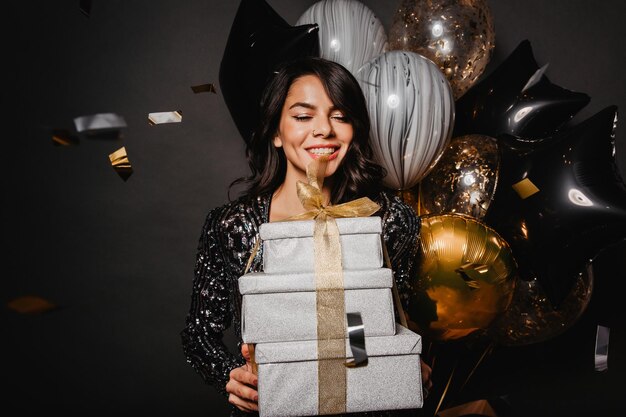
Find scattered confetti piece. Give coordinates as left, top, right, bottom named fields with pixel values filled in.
left=51, top=129, right=80, bottom=146
left=108, top=146, right=133, bottom=181
left=148, top=111, right=182, bottom=125
left=512, top=177, right=540, bottom=199
left=74, top=113, right=127, bottom=134
left=7, top=295, right=57, bottom=314
left=595, top=325, right=610, bottom=372
left=191, top=83, right=217, bottom=94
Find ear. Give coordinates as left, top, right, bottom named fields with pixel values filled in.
left=273, top=135, right=283, bottom=148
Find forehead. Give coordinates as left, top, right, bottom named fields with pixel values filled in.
left=285, top=75, right=332, bottom=104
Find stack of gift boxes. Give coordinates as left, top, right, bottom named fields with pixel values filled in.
left=238, top=216, right=424, bottom=416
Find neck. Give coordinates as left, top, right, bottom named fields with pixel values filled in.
left=270, top=166, right=333, bottom=222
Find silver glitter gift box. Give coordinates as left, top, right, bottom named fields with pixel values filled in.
left=254, top=324, right=424, bottom=416
left=260, top=216, right=384, bottom=274
left=239, top=268, right=396, bottom=343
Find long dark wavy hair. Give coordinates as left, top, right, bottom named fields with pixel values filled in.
left=229, top=56, right=385, bottom=204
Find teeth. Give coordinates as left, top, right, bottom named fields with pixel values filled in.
left=308, top=147, right=336, bottom=155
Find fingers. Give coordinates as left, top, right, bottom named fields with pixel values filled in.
left=241, top=343, right=251, bottom=362
left=421, top=361, right=432, bottom=381
left=226, top=377, right=258, bottom=400
left=228, top=393, right=259, bottom=412
left=420, top=359, right=433, bottom=397
left=227, top=363, right=259, bottom=412
left=227, top=365, right=258, bottom=410
left=230, top=366, right=258, bottom=387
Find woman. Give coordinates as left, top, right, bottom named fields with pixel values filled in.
left=181, top=56, right=431, bottom=415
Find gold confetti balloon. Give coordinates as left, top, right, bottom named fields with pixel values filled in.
left=407, top=214, right=517, bottom=342
left=419, top=134, right=500, bottom=220
left=388, top=0, right=495, bottom=100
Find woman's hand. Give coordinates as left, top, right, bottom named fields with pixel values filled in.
left=421, top=358, right=433, bottom=399
left=226, top=344, right=258, bottom=412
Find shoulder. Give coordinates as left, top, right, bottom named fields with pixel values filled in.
left=374, top=190, right=419, bottom=222
left=201, top=193, right=270, bottom=237
left=373, top=190, right=420, bottom=237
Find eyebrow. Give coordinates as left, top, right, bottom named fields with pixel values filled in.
left=289, top=102, right=339, bottom=111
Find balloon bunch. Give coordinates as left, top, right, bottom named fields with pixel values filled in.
left=416, top=47, right=626, bottom=346
left=370, top=1, right=625, bottom=410
left=219, top=0, right=626, bottom=349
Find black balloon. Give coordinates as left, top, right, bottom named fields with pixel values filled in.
left=483, top=105, right=626, bottom=306
left=219, top=0, right=320, bottom=144
left=453, top=40, right=590, bottom=140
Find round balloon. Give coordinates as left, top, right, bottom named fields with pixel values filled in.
left=295, top=0, right=387, bottom=75
left=356, top=50, right=455, bottom=190
left=487, top=261, right=593, bottom=346
left=408, top=214, right=517, bottom=342
left=420, top=134, right=500, bottom=220
left=388, top=0, right=495, bottom=100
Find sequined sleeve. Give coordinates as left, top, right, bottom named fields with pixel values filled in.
left=378, top=192, right=421, bottom=311
left=180, top=206, right=244, bottom=397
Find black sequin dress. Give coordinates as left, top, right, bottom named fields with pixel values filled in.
left=181, top=190, right=421, bottom=417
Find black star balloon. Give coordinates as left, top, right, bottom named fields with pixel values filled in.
left=453, top=40, right=591, bottom=140
left=483, top=105, right=626, bottom=307
left=219, top=0, right=320, bottom=144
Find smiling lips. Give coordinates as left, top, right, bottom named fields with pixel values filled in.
left=306, top=144, right=340, bottom=160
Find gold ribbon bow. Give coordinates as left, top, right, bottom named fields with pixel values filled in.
left=285, top=156, right=379, bottom=415
left=285, top=156, right=381, bottom=222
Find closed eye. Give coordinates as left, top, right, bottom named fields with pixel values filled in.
left=293, top=115, right=312, bottom=121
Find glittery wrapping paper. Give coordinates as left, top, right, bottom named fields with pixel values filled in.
left=240, top=268, right=396, bottom=343
left=255, top=325, right=423, bottom=416
left=260, top=217, right=384, bottom=274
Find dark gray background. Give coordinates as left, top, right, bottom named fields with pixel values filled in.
left=5, top=1, right=625, bottom=416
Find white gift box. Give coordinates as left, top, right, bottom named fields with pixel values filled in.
left=239, top=268, right=396, bottom=343
left=254, top=324, right=424, bottom=416
left=260, top=216, right=384, bottom=274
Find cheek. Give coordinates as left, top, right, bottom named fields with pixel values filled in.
left=340, top=127, right=354, bottom=147
left=278, top=123, right=308, bottom=146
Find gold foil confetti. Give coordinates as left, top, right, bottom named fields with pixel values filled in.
left=73, top=113, right=127, bottom=134
left=7, top=296, right=57, bottom=314
left=108, top=146, right=133, bottom=181
left=148, top=111, right=182, bottom=125
left=51, top=129, right=79, bottom=146
left=79, top=0, right=92, bottom=17
left=512, top=178, right=540, bottom=199
left=191, top=83, right=217, bottom=94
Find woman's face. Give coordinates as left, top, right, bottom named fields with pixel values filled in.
left=274, top=74, right=354, bottom=179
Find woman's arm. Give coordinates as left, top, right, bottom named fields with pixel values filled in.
left=379, top=192, right=421, bottom=312
left=380, top=192, right=433, bottom=396
left=180, top=207, right=244, bottom=397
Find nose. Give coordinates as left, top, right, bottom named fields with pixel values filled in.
left=312, top=118, right=333, bottom=137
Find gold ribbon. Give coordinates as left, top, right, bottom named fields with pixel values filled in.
left=284, top=156, right=380, bottom=415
